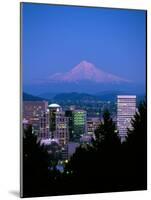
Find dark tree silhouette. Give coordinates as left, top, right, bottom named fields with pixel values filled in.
left=23, top=126, right=69, bottom=197
left=122, top=101, right=147, bottom=190
left=64, top=103, right=147, bottom=193
left=23, top=126, right=51, bottom=197
left=126, top=101, right=147, bottom=147
left=92, top=109, right=122, bottom=191
left=94, top=109, right=121, bottom=148
left=64, top=109, right=122, bottom=193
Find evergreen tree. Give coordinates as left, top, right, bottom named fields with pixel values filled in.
left=94, top=109, right=121, bottom=149
left=123, top=101, right=147, bottom=189
left=93, top=109, right=121, bottom=189
left=126, top=101, right=147, bottom=147
left=64, top=109, right=121, bottom=192
left=23, top=125, right=50, bottom=197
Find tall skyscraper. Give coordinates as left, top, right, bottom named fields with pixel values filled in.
left=65, top=109, right=87, bottom=142
left=39, top=111, right=49, bottom=138
left=117, top=95, right=136, bottom=142
left=65, top=110, right=73, bottom=140
left=48, top=103, right=62, bottom=138
left=23, top=101, right=49, bottom=138
left=72, top=110, right=87, bottom=141
left=55, top=111, right=69, bottom=146
left=48, top=104, right=69, bottom=160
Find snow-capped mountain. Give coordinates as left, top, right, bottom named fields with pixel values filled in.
left=49, top=60, right=130, bottom=83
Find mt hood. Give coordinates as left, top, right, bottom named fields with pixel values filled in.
left=49, top=61, right=130, bottom=83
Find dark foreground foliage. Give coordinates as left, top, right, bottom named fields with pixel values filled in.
left=22, top=102, right=147, bottom=197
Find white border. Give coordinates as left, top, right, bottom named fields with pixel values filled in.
left=0, top=0, right=150, bottom=199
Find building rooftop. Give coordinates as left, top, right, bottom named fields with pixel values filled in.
left=117, top=95, right=136, bottom=98
left=40, top=138, right=59, bottom=146
left=48, top=103, right=61, bottom=108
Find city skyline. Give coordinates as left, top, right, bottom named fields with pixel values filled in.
left=23, top=94, right=138, bottom=145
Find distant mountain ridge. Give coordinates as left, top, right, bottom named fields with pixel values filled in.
left=54, top=92, right=99, bottom=101
left=23, top=91, right=145, bottom=103
left=23, top=92, right=47, bottom=101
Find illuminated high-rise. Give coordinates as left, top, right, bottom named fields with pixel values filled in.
left=117, top=95, right=136, bottom=142
left=48, top=103, right=62, bottom=138
left=23, top=101, right=49, bottom=138
left=72, top=110, right=87, bottom=141
left=48, top=103, right=69, bottom=159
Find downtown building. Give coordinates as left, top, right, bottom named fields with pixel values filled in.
left=23, top=101, right=69, bottom=160
left=48, top=103, right=69, bottom=160
left=72, top=109, right=87, bottom=141
left=117, top=95, right=136, bottom=142
left=78, top=117, right=102, bottom=144
left=23, top=101, right=49, bottom=138
left=65, top=109, right=87, bottom=142
left=87, top=117, right=101, bottom=136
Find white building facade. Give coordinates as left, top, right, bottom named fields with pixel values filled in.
left=117, top=95, right=136, bottom=142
